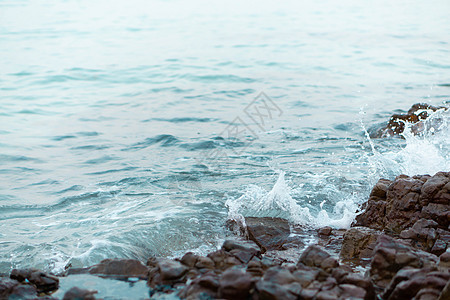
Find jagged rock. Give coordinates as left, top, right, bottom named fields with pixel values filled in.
left=383, top=268, right=449, bottom=300
left=63, top=287, right=97, bottom=300
left=355, top=172, right=450, bottom=234
left=218, top=268, right=253, bottom=299
left=340, top=227, right=380, bottom=261
left=298, top=245, right=339, bottom=272
left=372, top=103, right=447, bottom=138
left=179, top=273, right=219, bottom=299
left=207, top=250, right=242, bottom=271
left=255, top=280, right=300, bottom=300
left=369, top=235, right=439, bottom=288
left=88, top=259, right=148, bottom=279
left=245, top=217, right=291, bottom=253
left=222, top=239, right=261, bottom=264
left=10, top=268, right=59, bottom=294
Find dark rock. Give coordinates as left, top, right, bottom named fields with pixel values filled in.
left=88, top=259, right=148, bottom=279
left=180, top=273, right=219, bottom=299
left=373, top=103, right=447, bottom=138
left=369, top=235, right=438, bottom=288
left=63, top=287, right=97, bottom=300
left=340, top=227, right=380, bottom=261
left=9, top=284, right=39, bottom=299
left=218, top=268, right=253, bottom=299
left=207, top=250, right=242, bottom=271
left=10, top=269, right=59, bottom=293
left=0, top=277, right=19, bottom=299
left=262, top=267, right=296, bottom=285
left=298, top=245, right=338, bottom=272
left=255, top=280, right=299, bottom=300
left=318, top=226, right=332, bottom=237
left=194, top=257, right=215, bottom=270
left=338, top=284, right=367, bottom=299
left=244, top=217, right=291, bottom=253
left=383, top=268, right=449, bottom=300
left=439, top=280, right=450, bottom=300
left=180, top=252, right=199, bottom=268
left=158, top=260, right=188, bottom=282
left=438, top=251, right=450, bottom=270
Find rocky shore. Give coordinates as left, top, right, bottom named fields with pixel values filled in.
left=1, top=104, right=449, bottom=299
left=1, top=171, right=448, bottom=299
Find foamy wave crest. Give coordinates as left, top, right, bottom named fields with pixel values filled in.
left=367, top=108, right=449, bottom=177
left=226, top=171, right=358, bottom=229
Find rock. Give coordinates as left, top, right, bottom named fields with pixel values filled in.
left=438, top=251, right=450, bottom=270
left=207, top=250, right=242, bottom=271
left=355, top=172, right=450, bottom=234
left=400, top=218, right=438, bottom=251
left=382, top=268, right=450, bottom=300
left=263, top=267, right=296, bottom=285
left=158, top=260, right=188, bottom=282
left=218, top=268, right=253, bottom=299
left=180, top=252, right=199, bottom=268
left=179, top=273, right=219, bottom=299
left=194, top=257, right=215, bottom=270
left=222, top=239, right=261, bottom=264
left=63, top=287, right=97, bottom=300
left=369, top=235, right=439, bottom=288
left=0, top=277, right=19, bottom=299
left=9, top=284, right=40, bottom=299
left=439, top=280, right=450, bottom=300
left=340, top=227, right=380, bottom=261
left=372, top=103, right=447, bottom=138
left=88, top=259, right=148, bottom=279
left=318, top=226, right=332, bottom=237
left=298, top=245, right=338, bottom=272
left=10, top=268, right=59, bottom=293
left=244, top=217, right=291, bottom=253
left=255, top=280, right=299, bottom=300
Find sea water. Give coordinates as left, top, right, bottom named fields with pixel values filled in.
left=0, top=0, right=449, bottom=274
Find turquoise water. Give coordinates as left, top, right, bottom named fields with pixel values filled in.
left=1, top=0, right=449, bottom=273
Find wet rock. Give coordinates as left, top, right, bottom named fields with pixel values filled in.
left=63, top=287, right=97, bottom=300
left=218, top=268, right=253, bottom=299
left=318, top=226, right=332, bottom=237
left=263, top=267, right=296, bottom=285
left=180, top=252, right=199, bottom=268
left=88, top=259, right=148, bottom=279
left=0, top=277, right=19, bottom=299
left=292, top=267, right=319, bottom=288
left=245, top=217, right=291, bottom=253
left=158, top=260, right=188, bottom=282
left=10, top=268, right=59, bottom=293
left=340, top=227, right=380, bottom=261
left=373, top=103, right=447, bottom=138
left=355, top=172, right=450, bottom=234
left=298, top=245, right=338, bottom=272
left=207, top=250, right=242, bottom=271
left=439, top=280, right=450, bottom=300
left=255, top=280, right=299, bottom=300
left=400, top=218, right=438, bottom=251
left=179, top=273, right=219, bottom=299
left=438, top=251, right=450, bottom=270
left=383, top=268, right=449, bottom=300
left=9, top=284, right=39, bottom=299
left=369, top=235, right=438, bottom=288
left=194, top=256, right=215, bottom=270
left=222, top=239, right=261, bottom=264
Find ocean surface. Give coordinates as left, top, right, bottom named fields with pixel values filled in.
left=1, top=0, right=449, bottom=274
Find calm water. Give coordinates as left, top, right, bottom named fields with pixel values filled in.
left=1, top=0, right=449, bottom=274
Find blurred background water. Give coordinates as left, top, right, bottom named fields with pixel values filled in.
left=0, top=0, right=449, bottom=273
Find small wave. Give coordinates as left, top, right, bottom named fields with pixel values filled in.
left=123, top=134, right=179, bottom=151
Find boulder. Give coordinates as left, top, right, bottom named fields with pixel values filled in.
left=382, top=268, right=449, bottom=300
left=340, top=227, right=380, bottom=261
left=244, top=217, right=291, bottom=253
left=372, top=103, right=447, bottom=138
left=88, top=259, right=148, bottom=279
left=10, top=268, right=59, bottom=293
left=298, top=245, right=339, bottom=272
left=218, top=268, right=253, bottom=299
left=369, top=235, right=439, bottom=288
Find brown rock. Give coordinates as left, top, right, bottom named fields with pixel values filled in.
left=10, top=269, right=59, bottom=293
left=0, top=277, right=19, bottom=299
left=318, top=226, right=332, bottom=237
left=218, top=268, right=253, bottom=299
left=88, top=259, right=148, bottom=279
left=340, top=227, right=380, bottom=261
left=245, top=217, right=291, bottom=253
left=298, top=245, right=338, bottom=272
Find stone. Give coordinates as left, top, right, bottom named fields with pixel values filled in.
left=255, top=280, right=298, bottom=300
left=10, top=269, right=59, bottom=293
left=372, top=103, right=447, bottom=138
left=63, top=287, right=97, bottom=300
left=218, top=268, right=253, bottom=299
left=0, top=277, right=19, bottom=299
left=298, top=245, right=338, bottom=272
left=88, top=259, right=148, bottom=279
left=318, top=226, right=332, bottom=237
left=180, top=252, right=198, bottom=268
left=369, top=235, right=439, bottom=288
left=383, top=268, right=449, bottom=300
left=158, top=260, right=188, bottom=282
left=262, top=267, right=296, bottom=285
left=340, top=227, right=380, bottom=261
left=438, top=251, right=450, bottom=270
left=244, top=217, right=291, bottom=253
left=194, top=257, right=215, bottom=270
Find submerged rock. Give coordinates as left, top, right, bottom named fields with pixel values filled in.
left=88, top=258, right=149, bottom=279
